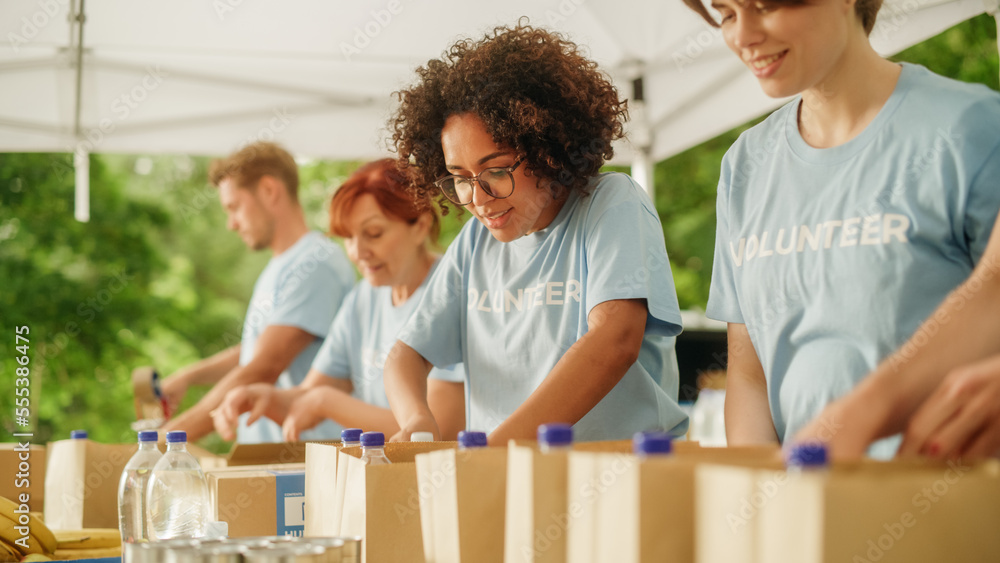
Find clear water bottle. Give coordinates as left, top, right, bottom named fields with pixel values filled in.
left=457, top=430, right=488, bottom=449
left=690, top=388, right=727, bottom=447
left=71, top=429, right=88, bottom=439
left=341, top=428, right=362, bottom=447
left=633, top=431, right=673, bottom=458
left=538, top=423, right=573, bottom=453
left=359, top=432, right=391, bottom=465
left=146, top=431, right=209, bottom=540
left=118, top=430, right=162, bottom=544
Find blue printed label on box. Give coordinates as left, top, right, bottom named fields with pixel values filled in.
left=272, top=470, right=306, bottom=537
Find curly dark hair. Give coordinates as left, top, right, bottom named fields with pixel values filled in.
left=390, top=21, right=628, bottom=214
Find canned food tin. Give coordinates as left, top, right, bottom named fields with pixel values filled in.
left=243, top=543, right=327, bottom=563
left=199, top=542, right=247, bottom=563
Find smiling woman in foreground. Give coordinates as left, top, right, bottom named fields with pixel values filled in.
left=381, top=22, right=689, bottom=444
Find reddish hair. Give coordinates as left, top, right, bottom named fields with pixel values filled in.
left=329, top=159, right=440, bottom=243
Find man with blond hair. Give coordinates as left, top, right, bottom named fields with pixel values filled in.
left=162, top=142, right=355, bottom=443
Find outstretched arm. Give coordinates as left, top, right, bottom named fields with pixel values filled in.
left=163, top=325, right=316, bottom=441
left=486, top=298, right=647, bottom=445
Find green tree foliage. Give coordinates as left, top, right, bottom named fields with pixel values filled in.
left=0, top=16, right=995, bottom=445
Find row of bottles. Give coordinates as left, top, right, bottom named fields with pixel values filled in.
left=117, top=430, right=209, bottom=545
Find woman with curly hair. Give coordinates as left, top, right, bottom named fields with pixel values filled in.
left=382, top=23, right=688, bottom=443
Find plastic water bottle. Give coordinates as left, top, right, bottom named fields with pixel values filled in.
left=117, top=430, right=162, bottom=544
left=538, top=423, right=573, bottom=453
left=633, top=431, right=673, bottom=458
left=359, top=432, right=391, bottom=465
left=785, top=442, right=828, bottom=472
left=71, top=429, right=88, bottom=439
left=457, top=430, right=488, bottom=449
left=410, top=431, right=435, bottom=442
left=690, top=388, right=727, bottom=447
left=146, top=431, right=209, bottom=540
left=341, top=428, right=362, bottom=447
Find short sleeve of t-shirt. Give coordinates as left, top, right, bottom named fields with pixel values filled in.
left=270, top=237, right=355, bottom=338
left=960, top=102, right=1000, bottom=261
left=583, top=176, right=683, bottom=336
left=398, top=230, right=468, bottom=369
left=705, top=154, right=744, bottom=324
left=311, top=286, right=359, bottom=380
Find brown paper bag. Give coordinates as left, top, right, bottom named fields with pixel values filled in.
left=415, top=446, right=508, bottom=563
left=337, top=442, right=455, bottom=563
left=43, top=439, right=136, bottom=529
left=760, top=459, right=1000, bottom=563
left=505, top=439, right=687, bottom=563
left=697, top=458, right=1000, bottom=563
left=304, top=442, right=343, bottom=537
left=590, top=445, right=780, bottom=563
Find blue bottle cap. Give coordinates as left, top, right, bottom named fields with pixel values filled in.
left=538, top=423, right=573, bottom=447
left=633, top=432, right=673, bottom=455
left=166, top=431, right=188, bottom=443
left=341, top=428, right=363, bottom=443
left=786, top=442, right=828, bottom=468
left=70, top=430, right=88, bottom=439
left=138, top=430, right=159, bottom=442
left=360, top=432, right=385, bottom=448
left=458, top=430, right=488, bottom=448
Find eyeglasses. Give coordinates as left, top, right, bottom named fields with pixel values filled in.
left=434, top=158, right=523, bottom=205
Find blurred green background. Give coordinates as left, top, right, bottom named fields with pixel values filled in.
left=1, top=15, right=997, bottom=452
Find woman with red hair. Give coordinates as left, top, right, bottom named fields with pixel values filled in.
left=212, top=159, right=465, bottom=441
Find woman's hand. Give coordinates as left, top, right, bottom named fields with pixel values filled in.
left=900, top=354, right=1000, bottom=459
left=211, top=383, right=292, bottom=440
left=282, top=387, right=339, bottom=442
left=389, top=412, right=440, bottom=442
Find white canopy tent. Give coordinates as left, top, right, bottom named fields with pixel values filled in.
left=1, top=0, right=996, bottom=221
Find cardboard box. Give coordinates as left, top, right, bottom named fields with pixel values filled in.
left=0, top=442, right=45, bottom=513
left=224, top=441, right=314, bottom=467
left=337, top=442, right=455, bottom=563
left=207, top=463, right=307, bottom=538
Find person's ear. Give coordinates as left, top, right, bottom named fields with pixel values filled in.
left=256, top=175, right=284, bottom=207
left=413, top=213, right=433, bottom=240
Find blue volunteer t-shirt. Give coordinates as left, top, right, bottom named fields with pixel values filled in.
left=238, top=231, right=356, bottom=443
left=707, top=63, right=1000, bottom=457
left=311, top=263, right=466, bottom=410
left=398, top=172, right=688, bottom=441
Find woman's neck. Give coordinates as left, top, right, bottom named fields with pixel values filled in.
left=390, top=249, right=436, bottom=307
left=798, top=40, right=902, bottom=149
